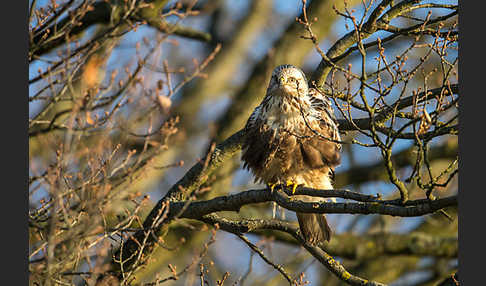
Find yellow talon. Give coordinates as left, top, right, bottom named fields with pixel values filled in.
left=286, top=180, right=299, bottom=194
left=267, top=183, right=277, bottom=192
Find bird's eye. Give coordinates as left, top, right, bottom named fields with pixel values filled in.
left=288, top=77, right=297, bottom=83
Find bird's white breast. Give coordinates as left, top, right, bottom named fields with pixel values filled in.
left=262, top=93, right=314, bottom=135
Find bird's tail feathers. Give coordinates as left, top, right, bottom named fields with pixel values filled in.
left=296, top=212, right=331, bottom=245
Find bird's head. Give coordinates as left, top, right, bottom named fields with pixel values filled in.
left=267, top=64, right=309, bottom=97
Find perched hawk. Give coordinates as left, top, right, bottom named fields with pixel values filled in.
left=241, top=64, right=341, bottom=244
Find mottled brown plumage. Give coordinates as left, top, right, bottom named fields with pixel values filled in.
left=241, top=65, right=341, bottom=244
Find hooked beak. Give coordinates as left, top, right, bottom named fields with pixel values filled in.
left=278, top=76, right=286, bottom=87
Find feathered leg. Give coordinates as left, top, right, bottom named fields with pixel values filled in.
left=267, top=183, right=278, bottom=219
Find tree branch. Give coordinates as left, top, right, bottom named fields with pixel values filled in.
left=172, top=188, right=457, bottom=219
left=334, top=139, right=457, bottom=187
left=113, top=123, right=457, bottom=274
left=30, top=0, right=211, bottom=58
left=113, top=130, right=244, bottom=272
left=437, top=272, right=459, bottom=286
left=235, top=234, right=293, bottom=284
left=199, top=215, right=457, bottom=259
left=311, top=0, right=449, bottom=87
left=201, top=214, right=387, bottom=286
left=335, top=84, right=459, bottom=131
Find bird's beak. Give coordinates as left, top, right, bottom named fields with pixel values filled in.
left=278, top=76, right=286, bottom=87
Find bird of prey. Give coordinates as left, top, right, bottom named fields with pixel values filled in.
left=241, top=64, right=341, bottom=245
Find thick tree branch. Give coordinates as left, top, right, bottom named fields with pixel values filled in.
left=172, top=188, right=457, bottom=219
left=113, top=130, right=244, bottom=272
left=164, top=130, right=245, bottom=201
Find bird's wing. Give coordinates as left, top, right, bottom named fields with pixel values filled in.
left=244, top=104, right=262, bottom=133
left=241, top=103, right=279, bottom=180
left=307, top=88, right=341, bottom=148
left=297, top=88, right=341, bottom=170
